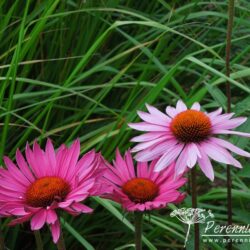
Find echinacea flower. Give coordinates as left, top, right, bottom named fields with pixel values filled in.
left=0, top=139, right=106, bottom=243
left=128, top=100, right=250, bottom=181
left=102, top=149, right=186, bottom=211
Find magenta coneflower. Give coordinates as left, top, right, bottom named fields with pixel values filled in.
left=102, top=149, right=186, bottom=211
left=128, top=100, right=250, bottom=181
left=0, top=139, right=106, bottom=243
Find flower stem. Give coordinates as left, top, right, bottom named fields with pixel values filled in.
left=0, top=234, right=4, bottom=250
left=56, top=232, right=66, bottom=250
left=0, top=222, right=4, bottom=250
left=191, top=166, right=199, bottom=250
left=225, top=1, right=235, bottom=250
left=34, top=230, right=43, bottom=250
left=134, top=212, right=143, bottom=250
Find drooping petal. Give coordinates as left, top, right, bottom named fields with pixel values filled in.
left=212, top=117, right=247, bottom=130
left=197, top=148, right=214, bottom=181
left=131, top=136, right=170, bottom=153
left=46, top=209, right=58, bottom=224
left=134, top=139, right=178, bottom=162
left=202, top=142, right=242, bottom=168
left=186, top=143, right=201, bottom=168
left=155, top=144, right=184, bottom=172
left=30, top=209, right=47, bottom=230
left=210, top=137, right=250, bottom=157
left=213, top=129, right=250, bottom=138
left=50, top=220, right=60, bottom=243
left=175, top=146, right=189, bottom=176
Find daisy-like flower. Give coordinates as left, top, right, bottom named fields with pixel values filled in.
left=102, top=149, right=186, bottom=211
left=128, top=100, right=250, bottom=181
left=0, top=139, right=106, bottom=243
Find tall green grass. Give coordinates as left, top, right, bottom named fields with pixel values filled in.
left=0, top=1, right=249, bottom=249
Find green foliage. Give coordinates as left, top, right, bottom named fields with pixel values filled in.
left=0, top=0, right=249, bottom=249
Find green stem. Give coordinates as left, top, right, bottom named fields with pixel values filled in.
left=225, top=1, right=235, bottom=250
left=134, top=212, right=143, bottom=250
left=56, top=231, right=66, bottom=250
left=0, top=219, right=4, bottom=250
left=34, top=230, right=43, bottom=250
left=191, top=166, right=199, bottom=250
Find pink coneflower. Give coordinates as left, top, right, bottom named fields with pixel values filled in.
left=128, top=100, right=250, bottom=181
left=102, top=150, right=186, bottom=211
left=0, top=139, right=106, bottom=243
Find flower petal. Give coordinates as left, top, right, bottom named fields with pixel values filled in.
left=50, top=220, right=60, bottom=243
left=155, top=144, right=184, bottom=172
left=176, top=100, right=187, bottom=113
left=197, top=148, right=214, bottom=181
left=31, top=209, right=46, bottom=230
left=191, top=102, right=200, bottom=111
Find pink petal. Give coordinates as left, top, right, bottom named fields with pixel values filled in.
left=145, top=103, right=171, bottom=122
left=175, top=147, right=189, bottom=176
left=113, top=149, right=132, bottom=181
left=50, top=220, right=60, bottom=243
left=131, top=136, right=169, bottom=153
left=16, top=149, right=35, bottom=182
left=155, top=144, right=184, bottom=172
left=46, top=209, right=58, bottom=224
left=137, top=110, right=168, bottom=126
left=166, top=106, right=178, bottom=118
left=137, top=162, right=148, bottom=178
left=59, top=139, right=80, bottom=180
left=3, top=157, right=30, bottom=186
left=70, top=203, right=93, bottom=213
left=213, top=129, right=250, bottom=138
left=130, top=132, right=167, bottom=142
left=176, top=100, right=187, bottom=112
left=207, top=107, right=223, bottom=119
left=31, top=209, right=47, bottom=230
left=124, top=150, right=135, bottom=178
left=212, top=117, right=247, bottom=130
left=9, top=213, right=32, bottom=226
left=45, top=139, right=57, bottom=175
left=154, top=190, right=182, bottom=203
left=128, top=122, right=167, bottom=132
left=211, top=113, right=234, bottom=126
left=202, top=142, right=242, bottom=168
left=210, top=137, right=250, bottom=157
left=191, top=102, right=200, bottom=111
left=25, top=143, right=43, bottom=178
left=134, top=139, right=178, bottom=162
left=33, top=141, right=48, bottom=176
left=197, top=148, right=214, bottom=181
left=186, top=143, right=201, bottom=168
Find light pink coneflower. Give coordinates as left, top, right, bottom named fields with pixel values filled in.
left=0, top=139, right=106, bottom=243
left=128, top=100, right=250, bottom=181
left=102, top=149, right=186, bottom=211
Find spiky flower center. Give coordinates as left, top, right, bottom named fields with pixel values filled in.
left=122, top=178, right=159, bottom=203
left=26, top=177, right=70, bottom=207
left=170, top=110, right=212, bottom=143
